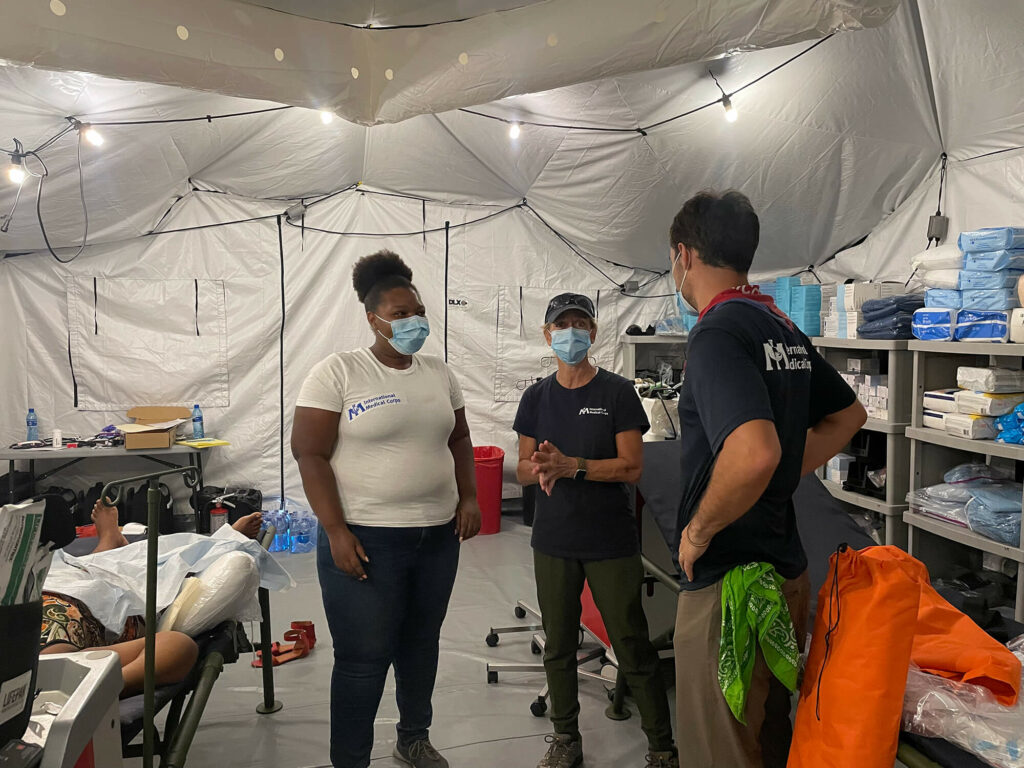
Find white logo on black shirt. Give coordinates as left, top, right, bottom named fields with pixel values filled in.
left=763, top=341, right=811, bottom=372
left=579, top=407, right=609, bottom=416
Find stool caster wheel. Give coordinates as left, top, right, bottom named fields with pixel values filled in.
left=514, top=606, right=527, bottom=619
left=530, top=698, right=547, bottom=717
left=487, top=670, right=498, bottom=684
left=531, top=640, right=542, bottom=655
left=485, top=632, right=499, bottom=647
left=606, top=688, right=616, bottom=702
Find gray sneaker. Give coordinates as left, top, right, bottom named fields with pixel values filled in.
left=646, top=750, right=679, bottom=768
left=537, top=734, right=583, bottom=768
left=393, top=739, right=449, bottom=768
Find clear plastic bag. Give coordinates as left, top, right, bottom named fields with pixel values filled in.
left=912, top=243, right=965, bottom=271
left=944, top=463, right=1011, bottom=484
left=902, top=637, right=1024, bottom=768
left=958, top=368, right=1024, bottom=394
left=922, top=270, right=962, bottom=290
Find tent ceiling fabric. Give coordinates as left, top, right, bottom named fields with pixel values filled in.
left=0, top=0, right=900, bottom=125
left=235, top=0, right=550, bottom=27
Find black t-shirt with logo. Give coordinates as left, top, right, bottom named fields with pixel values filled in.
left=513, top=369, right=650, bottom=560
left=676, top=299, right=856, bottom=591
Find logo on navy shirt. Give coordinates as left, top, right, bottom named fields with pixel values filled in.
left=578, top=407, right=609, bottom=416
left=347, top=393, right=402, bottom=421
left=763, top=341, right=811, bottom=372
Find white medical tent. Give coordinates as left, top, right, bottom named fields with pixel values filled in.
left=1, top=0, right=1022, bottom=502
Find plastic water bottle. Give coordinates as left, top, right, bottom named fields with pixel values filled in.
left=26, top=409, right=38, bottom=442
left=290, top=511, right=316, bottom=554
left=191, top=404, right=205, bottom=439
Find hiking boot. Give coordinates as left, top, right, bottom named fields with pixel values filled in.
left=537, top=734, right=583, bottom=768
left=646, top=750, right=679, bottom=768
left=393, top=739, right=448, bottom=768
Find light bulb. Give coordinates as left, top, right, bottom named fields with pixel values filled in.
left=509, top=122, right=521, bottom=140
left=320, top=110, right=334, bottom=125
left=7, top=162, right=25, bottom=185
left=722, top=95, right=738, bottom=123
left=83, top=126, right=104, bottom=146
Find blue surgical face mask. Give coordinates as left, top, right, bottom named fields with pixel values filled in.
left=550, top=327, right=592, bottom=365
left=671, top=247, right=698, bottom=316
left=376, top=314, right=430, bottom=355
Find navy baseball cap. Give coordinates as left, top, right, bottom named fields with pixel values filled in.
left=544, top=293, right=596, bottom=324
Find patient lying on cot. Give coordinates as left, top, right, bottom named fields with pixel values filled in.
left=39, top=499, right=264, bottom=696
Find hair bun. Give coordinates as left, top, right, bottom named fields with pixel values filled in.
left=352, top=250, right=414, bottom=303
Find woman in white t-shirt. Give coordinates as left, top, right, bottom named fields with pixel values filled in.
left=292, top=251, right=481, bottom=768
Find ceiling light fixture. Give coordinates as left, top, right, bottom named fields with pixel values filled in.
left=320, top=111, right=334, bottom=125
left=709, top=68, right=737, bottom=124
left=509, top=123, right=521, bottom=140
left=82, top=125, right=105, bottom=146
left=6, top=155, right=25, bottom=185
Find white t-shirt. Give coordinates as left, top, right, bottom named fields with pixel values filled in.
left=295, top=348, right=465, bottom=527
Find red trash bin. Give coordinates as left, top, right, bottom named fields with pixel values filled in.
left=473, top=446, right=505, bottom=535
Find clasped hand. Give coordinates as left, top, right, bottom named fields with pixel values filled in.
left=528, top=440, right=576, bottom=496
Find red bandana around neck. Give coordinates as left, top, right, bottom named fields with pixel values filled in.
left=698, top=284, right=794, bottom=328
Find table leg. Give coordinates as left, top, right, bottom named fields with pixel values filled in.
left=28, top=459, right=35, bottom=498
left=191, top=453, right=207, bottom=534
left=7, top=460, right=14, bottom=504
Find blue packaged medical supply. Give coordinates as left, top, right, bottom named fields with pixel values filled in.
left=862, top=294, right=925, bottom=321
left=790, top=311, right=821, bottom=337
left=857, top=312, right=914, bottom=340
left=965, top=485, right=1022, bottom=546
left=995, top=412, right=1021, bottom=432
left=955, top=309, right=1011, bottom=342
left=925, top=289, right=963, bottom=309
left=964, top=249, right=1024, bottom=272
left=790, top=285, right=821, bottom=313
left=997, top=428, right=1024, bottom=445
left=958, top=270, right=1024, bottom=289
left=961, top=289, right=1019, bottom=311
left=912, top=308, right=956, bottom=341
left=958, top=227, right=1024, bottom=253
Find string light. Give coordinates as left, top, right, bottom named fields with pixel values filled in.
left=722, top=94, right=738, bottom=123
left=509, top=122, right=521, bottom=140
left=7, top=155, right=25, bottom=185
left=709, top=69, right=737, bottom=124
left=82, top=125, right=105, bottom=146
left=320, top=111, right=334, bottom=125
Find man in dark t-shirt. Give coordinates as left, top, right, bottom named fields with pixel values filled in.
left=668, top=191, right=866, bottom=768
left=513, top=293, right=677, bottom=768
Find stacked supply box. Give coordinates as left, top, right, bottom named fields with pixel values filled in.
left=921, top=366, right=1024, bottom=442
left=790, top=284, right=822, bottom=336
left=826, top=453, right=855, bottom=485
left=839, top=356, right=890, bottom=420
left=774, top=276, right=801, bottom=316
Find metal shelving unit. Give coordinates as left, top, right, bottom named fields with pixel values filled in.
left=906, top=341, right=1024, bottom=621
left=810, top=337, right=912, bottom=546
left=620, top=334, right=687, bottom=380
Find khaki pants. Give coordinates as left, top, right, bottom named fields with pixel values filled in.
left=674, top=571, right=810, bottom=768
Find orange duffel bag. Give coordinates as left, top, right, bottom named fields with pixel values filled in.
left=788, top=546, right=926, bottom=768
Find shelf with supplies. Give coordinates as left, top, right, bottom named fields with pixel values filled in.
left=905, top=343, right=1024, bottom=622
left=810, top=337, right=910, bottom=351
left=620, top=334, right=688, bottom=383
left=810, top=337, right=913, bottom=547
left=821, top=479, right=906, bottom=517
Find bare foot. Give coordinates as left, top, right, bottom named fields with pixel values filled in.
left=232, top=511, right=263, bottom=540
left=92, top=499, right=129, bottom=552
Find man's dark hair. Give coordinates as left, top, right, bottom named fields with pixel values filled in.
left=669, top=190, right=760, bottom=272
left=352, top=250, right=415, bottom=311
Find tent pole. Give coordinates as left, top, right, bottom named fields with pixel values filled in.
left=143, top=478, right=159, bottom=768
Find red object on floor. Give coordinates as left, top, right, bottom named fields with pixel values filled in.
left=473, top=446, right=505, bottom=535
left=75, top=524, right=97, bottom=539
left=580, top=581, right=610, bottom=648
left=73, top=741, right=95, bottom=768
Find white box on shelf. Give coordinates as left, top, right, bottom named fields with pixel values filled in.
left=923, top=388, right=959, bottom=413
left=826, top=466, right=849, bottom=484
left=848, top=357, right=881, bottom=374
left=923, top=410, right=947, bottom=430
left=877, top=385, right=890, bottom=399
left=954, top=390, right=1024, bottom=417
left=944, top=412, right=998, bottom=440
left=1011, top=309, right=1024, bottom=344
left=864, top=374, right=889, bottom=388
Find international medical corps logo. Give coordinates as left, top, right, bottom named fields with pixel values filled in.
left=763, top=341, right=812, bottom=372
left=347, top=393, right=402, bottom=421
left=578, top=407, right=609, bottom=416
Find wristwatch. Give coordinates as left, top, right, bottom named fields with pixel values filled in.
left=573, top=456, right=587, bottom=481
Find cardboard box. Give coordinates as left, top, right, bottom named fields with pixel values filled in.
left=124, top=406, right=191, bottom=450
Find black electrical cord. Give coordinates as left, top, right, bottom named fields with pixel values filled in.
left=935, top=152, right=948, bottom=216
left=85, top=105, right=294, bottom=127
left=29, top=134, right=91, bottom=264
left=285, top=201, right=524, bottom=237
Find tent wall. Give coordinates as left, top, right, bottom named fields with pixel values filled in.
left=0, top=189, right=670, bottom=506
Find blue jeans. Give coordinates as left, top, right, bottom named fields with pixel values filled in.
left=317, top=520, right=460, bottom=768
